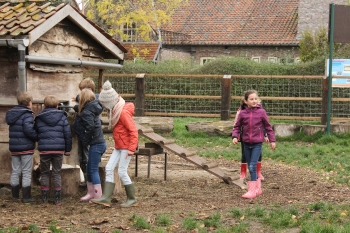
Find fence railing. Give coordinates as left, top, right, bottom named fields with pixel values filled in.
left=84, top=73, right=350, bottom=124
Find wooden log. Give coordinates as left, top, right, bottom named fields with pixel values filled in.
left=139, top=128, right=154, bottom=134
left=159, top=139, right=175, bottom=145
left=133, top=117, right=173, bottom=134
left=179, top=151, right=196, bottom=158
left=201, top=162, right=218, bottom=170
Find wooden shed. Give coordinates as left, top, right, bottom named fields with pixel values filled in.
left=0, top=1, right=127, bottom=189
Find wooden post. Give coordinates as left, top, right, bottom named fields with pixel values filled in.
left=221, top=75, right=232, bottom=121
left=98, top=69, right=104, bottom=93
left=135, top=73, right=145, bottom=116
left=321, top=77, right=328, bottom=125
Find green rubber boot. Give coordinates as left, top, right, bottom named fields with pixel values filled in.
left=90, top=182, right=115, bottom=207
left=120, top=183, right=137, bottom=208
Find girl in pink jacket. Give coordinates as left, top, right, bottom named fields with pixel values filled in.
left=232, top=90, right=276, bottom=199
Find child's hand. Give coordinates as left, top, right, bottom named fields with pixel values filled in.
left=126, top=150, right=134, bottom=158
left=264, top=136, right=269, bottom=143
left=71, top=96, right=77, bottom=102
left=232, top=138, right=238, bottom=145
left=270, top=142, right=276, bottom=150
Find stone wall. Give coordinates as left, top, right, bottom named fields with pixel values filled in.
left=160, top=48, right=192, bottom=61
left=297, top=0, right=348, bottom=39
left=161, top=45, right=299, bottom=65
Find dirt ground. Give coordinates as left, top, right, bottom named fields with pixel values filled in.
left=1, top=137, right=350, bottom=232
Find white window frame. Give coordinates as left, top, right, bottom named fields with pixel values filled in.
left=268, top=57, right=278, bottom=63
left=279, top=58, right=295, bottom=64
left=251, top=57, right=261, bottom=63
left=123, top=23, right=138, bottom=42
left=200, top=57, right=216, bottom=65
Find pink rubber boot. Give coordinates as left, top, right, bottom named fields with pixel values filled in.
left=257, top=162, right=264, bottom=180
left=240, top=163, right=247, bottom=179
left=242, top=181, right=258, bottom=199
left=80, top=182, right=94, bottom=201
left=93, top=184, right=102, bottom=199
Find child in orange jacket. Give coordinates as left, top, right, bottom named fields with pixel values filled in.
left=91, top=80, right=138, bottom=207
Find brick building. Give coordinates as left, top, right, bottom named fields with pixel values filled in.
left=124, top=0, right=348, bottom=64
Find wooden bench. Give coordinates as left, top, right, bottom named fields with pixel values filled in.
left=134, top=142, right=167, bottom=180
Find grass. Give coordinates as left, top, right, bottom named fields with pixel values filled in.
left=132, top=214, right=151, bottom=230
left=155, top=213, right=172, bottom=226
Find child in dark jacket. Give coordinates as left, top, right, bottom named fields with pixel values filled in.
left=76, top=89, right=106, bottom=202
left=72, top=78, right=100, bottom=175
left=232, top=90, right=276, bottom=199
left=5, top=92, right=37, bottom=203
left=34, top=95, right=72, bottom=206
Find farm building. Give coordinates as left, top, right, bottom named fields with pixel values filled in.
left=0, top=0, right=126, bottom=188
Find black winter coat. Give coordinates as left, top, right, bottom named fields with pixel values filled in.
left=5, top=105, right=37, bottom=153
left=34, top=108, right=72, bottom=153
left=77, top=100, right=105, bottom=146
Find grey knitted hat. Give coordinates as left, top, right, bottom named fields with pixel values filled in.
left=98, top=80, right=119, bottom=110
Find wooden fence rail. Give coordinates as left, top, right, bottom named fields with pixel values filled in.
left=84, top=73, right=350, bottom=124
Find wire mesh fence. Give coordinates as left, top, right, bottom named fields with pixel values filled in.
left=85, top=73, right=350, bottom=122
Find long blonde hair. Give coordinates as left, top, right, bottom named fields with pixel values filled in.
left=78, top=89, right=96, bottom=114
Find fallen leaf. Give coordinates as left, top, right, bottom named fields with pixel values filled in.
left=89, top=218, right=109, bottom=225
left=71, top=220, right=78, bottom=225
left=115, top=225, right=130, bottom=230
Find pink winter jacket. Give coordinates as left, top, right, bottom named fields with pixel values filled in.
left=232, top=104, right=275, bottom=144
left=112, top=102, right=138, bottom=152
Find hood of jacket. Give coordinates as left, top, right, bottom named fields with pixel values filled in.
left=6, top=105, right=33, bottom=125
left=113, top=102, right=138, bottom=152
left=123, top=102, right=135, bottom=116
left=83, top=100, right=103, bottom=115
left=35, top=108, right=67, bottom=126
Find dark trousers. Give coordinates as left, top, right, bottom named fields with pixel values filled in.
left=40, top=154, right=63, bottom=189
left=78, top=140, right=89, bottom=165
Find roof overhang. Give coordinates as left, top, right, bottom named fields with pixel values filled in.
left=28, top=5, right=125, bottom=60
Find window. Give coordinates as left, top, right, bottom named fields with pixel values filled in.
left=251, top=57, right=261, bottom=63
left=268, top=57, right=278, bottom=63
left=123, top=23, right=138, bottom=42
left=279, top=58, right=294, bottom=64
left=200, top=57, right=216, bottom=65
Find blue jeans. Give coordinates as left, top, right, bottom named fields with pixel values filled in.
left=243, top=142, right=262, bottom=181
left=86, top=142, right=106, bottom=185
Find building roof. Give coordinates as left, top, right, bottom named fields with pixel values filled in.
left=0, top=1, right=126, bottom=59
left=122, top=42, right=160, bottom=61
left=162, top=0, right=299, bottom=46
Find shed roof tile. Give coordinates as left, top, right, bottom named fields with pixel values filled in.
left=0, top=0, right=127, bottom=56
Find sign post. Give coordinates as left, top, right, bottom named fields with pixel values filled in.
left=327, top=3, right=334, bottom=136
left=326, top=4, right=350, bottom=135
